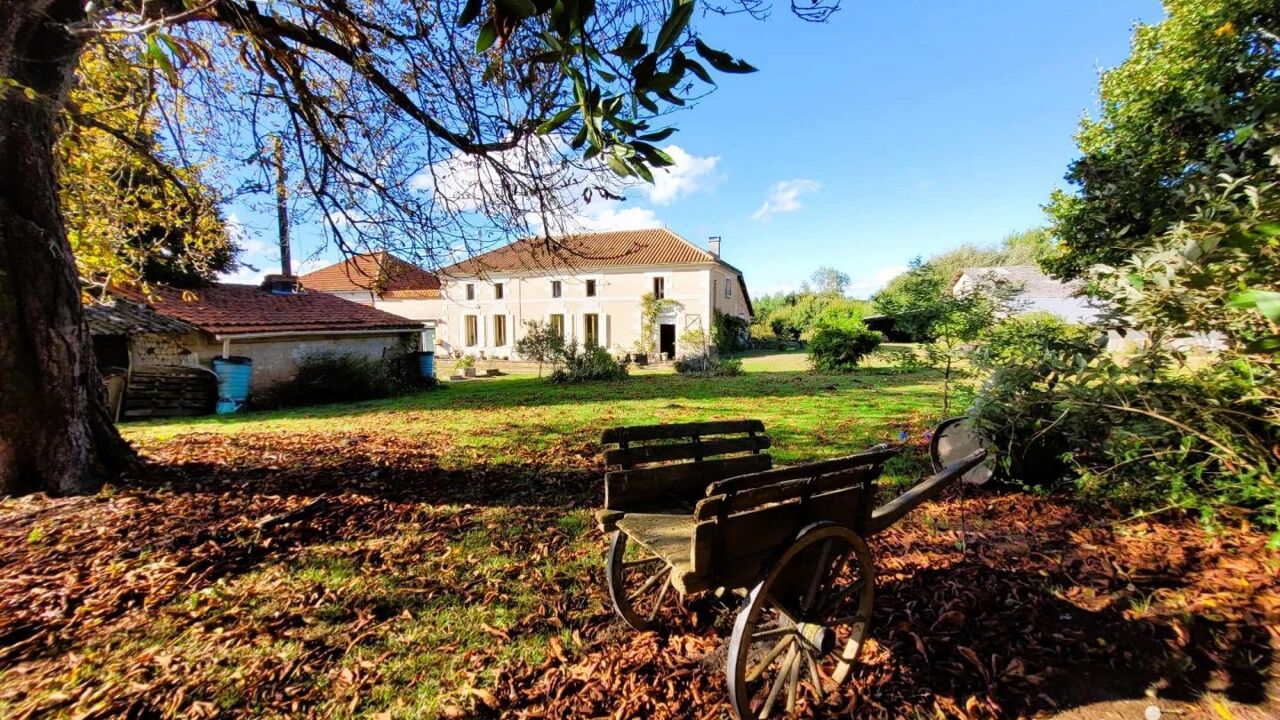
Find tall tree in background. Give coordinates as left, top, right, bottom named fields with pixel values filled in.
left=0, top=0, right=835, bottom=496
left=808, top=265, right=850, bottom=295
left=1043, top=0, right=1280, bottom=279
left=60, top=44, right=234, bottom=293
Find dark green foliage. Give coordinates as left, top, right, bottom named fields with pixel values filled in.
left=1043, top=0, right=1280, bottom=279
left=872, top=258, right=947, bottom=342
left=547, top=342, right=629, bottom=384
left=873, top=229, right=1055, bottom=342
left=711, top=310, right=749, bottom=353
left=256, top=351, right=437, bottom=409
left=969, top=314, right=1109, bottom=484
left=807, top=320, right=883, bottom=372
left=750, top=285, right=872, bottom=345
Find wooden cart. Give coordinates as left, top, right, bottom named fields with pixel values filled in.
left=595, top=419, right=986, bottom=720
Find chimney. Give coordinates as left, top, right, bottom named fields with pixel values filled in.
left=261, top=274, right=302, bottom=294
left=708, top=236, right=721, bottom=257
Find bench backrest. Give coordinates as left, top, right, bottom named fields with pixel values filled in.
left=601, top=419, right=773, bottom=510
left=688, top=446, right=898, bottom=590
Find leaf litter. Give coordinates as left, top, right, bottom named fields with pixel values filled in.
left=0, top=431, right=1275, bottom=718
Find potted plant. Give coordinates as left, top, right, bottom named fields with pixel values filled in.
left=630, top=339, right=649, bottom=366
left=454, top=354, right=476, bottom=378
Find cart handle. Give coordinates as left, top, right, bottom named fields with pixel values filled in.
left=865, top=448, right=987, bottom=535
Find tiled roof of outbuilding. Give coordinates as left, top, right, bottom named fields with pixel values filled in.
left=84, top=297, right=200, bottom=336
left=113, top=283, right=423, bottom=336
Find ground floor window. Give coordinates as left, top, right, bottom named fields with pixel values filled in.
left=493, top=315, right=507, bottom=346
left=549, top=314, right=565, bottom=339
left=465, top=315, right=478, bottom=346
left=584, top=313, right=599, bottom=347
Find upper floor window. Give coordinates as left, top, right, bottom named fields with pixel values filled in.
left=652, top=277, right=665, bottom=299
left=465, top=283, right=475, bottom=301
left=494, top=282, right=504, bottom=300
left=551, top=280, right=562, bottom=298
left=724, top=277, right=732, bottom=299
left=585, top=279, right=597, bottom=297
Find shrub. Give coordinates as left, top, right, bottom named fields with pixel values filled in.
left=807, top=319, right=882, bottom=372
left=547, top=342, right=629, bottom=384
left=514, top=319, right=564, bottom=377
left=711, top=310, right=750, bottom=353
left=256, top=351, right=436, bottom=408
left=968, top=315, right=1107, bottom=484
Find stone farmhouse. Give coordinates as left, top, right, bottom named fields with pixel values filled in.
left=435, top=229, right=753, bottom=360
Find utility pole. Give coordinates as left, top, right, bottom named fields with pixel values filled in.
left=273, top=136, right=291, bottom=276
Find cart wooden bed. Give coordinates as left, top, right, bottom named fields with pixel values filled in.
left=595, top=419, right=986, bottom=720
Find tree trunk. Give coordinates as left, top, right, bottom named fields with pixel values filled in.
left=0, top=0, right=133, bottom=495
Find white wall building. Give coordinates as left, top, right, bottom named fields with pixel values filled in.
left=952, top=265, right=1102, bottom=323
left=436, top=229, right=753, bottom=360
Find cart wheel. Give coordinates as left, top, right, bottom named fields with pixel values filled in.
left=930, top=416, right=993, bottom=485
left=606, top=530, right=674, bottom=631
left=727, top=523, right=874, bottom=719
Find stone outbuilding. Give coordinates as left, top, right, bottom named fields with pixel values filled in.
left=86, top=277, right=425, bottom=417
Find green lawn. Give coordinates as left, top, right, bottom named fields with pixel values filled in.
left=124, top=349, right=943, bottom=478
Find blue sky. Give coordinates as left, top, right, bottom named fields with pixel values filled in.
left=225, top=1, right=1166, bottom=298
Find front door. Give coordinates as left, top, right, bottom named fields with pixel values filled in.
left=659, top=323, right=676, bottom=360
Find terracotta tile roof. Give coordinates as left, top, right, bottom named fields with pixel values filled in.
left=85, top=297, right=200, bottom=336
left=441, top=228, right=727, bottom=276
left=301, top=252, right=440, bottom=297
left=115, top=283, right=423, bottom=336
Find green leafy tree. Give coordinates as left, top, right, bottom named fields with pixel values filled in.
left=1043, top=0, right=1280, bottom=279
left=808, top=266, right=851, bottom=295
left=514, top=320, right=566, bottom=377
left=61, top=44, right=235, bottom=295
left=872, top=258, right=948, bottom=342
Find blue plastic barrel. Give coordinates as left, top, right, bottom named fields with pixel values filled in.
left=413, top=351, right=435, bottom=378
left=212, top=356, right=253, bottom=414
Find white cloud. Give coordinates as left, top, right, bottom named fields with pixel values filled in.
left=750, top=179, right=821, bottom=221
left=570, top=205, right=664, bottom=232
left=645, top=145, right=721, bottom=205
left=848, top=264, right=909, bottom=298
